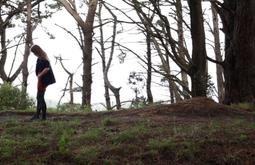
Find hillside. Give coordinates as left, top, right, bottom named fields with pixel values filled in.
left=0, top=97, right=255, bottom=164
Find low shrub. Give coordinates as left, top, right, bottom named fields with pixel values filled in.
left=0, top=83, right=34, bottom=110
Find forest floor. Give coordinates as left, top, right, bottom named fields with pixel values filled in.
left=0, top=97, right=255, bottom=164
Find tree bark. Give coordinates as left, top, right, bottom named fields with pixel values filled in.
left=0, top=26, right=8, bottom=81
left=188, top=0, right=207, bottom=97
left=98, top=2, right=111, bottom=110
left=176, top=0, right=190, bottom=100
left=146, top=31, right=153, bottom=104
left=211, top=3, right=224, bottom=103
left=81, top=0, right=98, bottom=107
left=223, top=0, right=255, bottom=104
left=22, top=0, right=32, bottom=94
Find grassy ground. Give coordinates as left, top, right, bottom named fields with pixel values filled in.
left=0, top=97, right=255, bottom=165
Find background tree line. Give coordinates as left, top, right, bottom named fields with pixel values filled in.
left=0, top=0, right=254, bottom=110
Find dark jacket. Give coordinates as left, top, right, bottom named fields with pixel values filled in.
left=36, top=58, right=56, bottom=87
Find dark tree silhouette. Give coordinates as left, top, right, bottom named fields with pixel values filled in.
left=215, top=0, right=255, bottom=104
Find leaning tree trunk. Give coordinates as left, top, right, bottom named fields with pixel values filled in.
left=104, top=3, right=121, bottom=110
left=223, top=0, right=255, bottom=104
left=188, top=0, right=207, bottom=97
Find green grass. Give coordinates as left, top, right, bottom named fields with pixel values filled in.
left=148, top=138, right=176, bottom=152
left=0, top=111, right=254, bottom=164
left=76, top=128, right=104, bottom=143
left=74, top=146, right=101, bottom=164
left=231, top=102, right=255, bottom=112
left=101, top=117, right=117, bottom=126
left=112, top=123, right=149, bottom=144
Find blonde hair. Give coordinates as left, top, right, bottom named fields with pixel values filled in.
left=30, top=45, right=49, bottom=61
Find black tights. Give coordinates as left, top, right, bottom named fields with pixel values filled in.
left=36, top=90, right=47, bottom=119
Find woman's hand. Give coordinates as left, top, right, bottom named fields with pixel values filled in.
left=38, top=67, right=50, bottom=79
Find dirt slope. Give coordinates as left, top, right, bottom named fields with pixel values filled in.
left=0, top=97, right=255, bottom=164
left=1, top=97, right=253, bottom=121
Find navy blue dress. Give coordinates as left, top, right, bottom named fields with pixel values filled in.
left=36, top=58, right=56, bottom=87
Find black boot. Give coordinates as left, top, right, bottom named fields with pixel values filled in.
left=41, top=115, right=46, bottom=120
left=30, top=107, right=41, bottom=121
left=42, top=109, right=46, bottom=120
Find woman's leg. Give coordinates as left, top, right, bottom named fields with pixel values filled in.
left=31, top=90, right=44, bottom=120
left=41, top=91, right=47, bottom=120
left=37, top=90, right=46, bottom=120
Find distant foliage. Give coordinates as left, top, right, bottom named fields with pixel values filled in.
left=130, top=96, right=146, bottom=109
left=57, top=103, right=92, bottom=112
left=206, top=74, right=217, bottom=99
left=128, top=71, right=146, bottom=107
left=0, top=83, right=34, bottom=110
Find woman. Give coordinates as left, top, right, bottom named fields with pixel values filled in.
left=30, top=45, right=56, bottom=120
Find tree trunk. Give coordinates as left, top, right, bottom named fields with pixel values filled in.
left=104, top=71, right=121, bottom=109
left=103, top=71, right=111, bottom=110
left=0, top=25, right=22, bottom=83
left=146, top=32, right=153, bottom=104
left=98, top=2, right=111, bottom=110
left=169, top=81, right=175, bottom=104
left=69, top=75, right=74, bottom=104
left=165, top=53, right=182, bottom=103
left=211, top=3, right=224, bottom=103
left=0, top=27, right=8, bottom=81
left=22, top=0, right=32, bottom=94
left=223, top=0, right=255, bottom=104
left=82, top=31, right=93, bottom=107
left=176, top=0, right=190, bottom=100
left=97, top=2, right=121, bottom=110
left=188, top=0, right=207, bottom=97
left=81, top=0, right=98, bottom=107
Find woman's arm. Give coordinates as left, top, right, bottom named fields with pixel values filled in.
left=37, top=67, right=50, bottom=79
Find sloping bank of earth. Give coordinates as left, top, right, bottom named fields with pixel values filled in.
left=0, top=97, right=255, bottom=164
